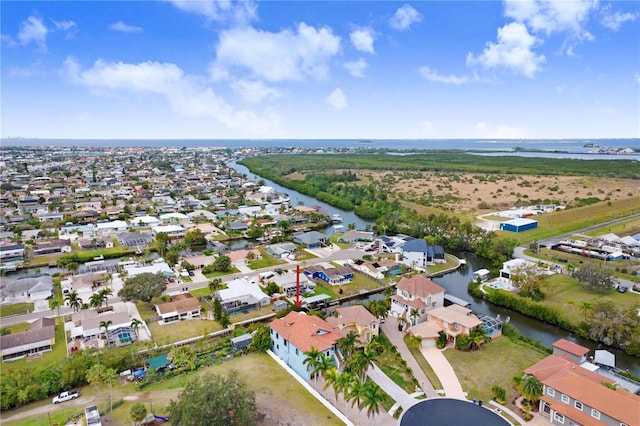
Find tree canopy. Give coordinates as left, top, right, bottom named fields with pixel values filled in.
left=168, top=370, right=256, bottom=426
left=573, top=263, right=617, bottom=292
left=118, top=272, right=167, bottom=302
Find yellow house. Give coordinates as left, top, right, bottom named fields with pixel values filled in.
left=326, top=305, right=380, bottom=344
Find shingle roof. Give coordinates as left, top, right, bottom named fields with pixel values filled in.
left=552, top=339, right=590, bottom=357
left=0, top=317, right=55, bottom=350
left=270, top=311, right=344, bottom=353
left=156, top=294, right=201, bottom=315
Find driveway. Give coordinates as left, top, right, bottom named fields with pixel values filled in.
left=380, top=319, right=439, bottom=398
left=420, top=347, right=466, bottom=400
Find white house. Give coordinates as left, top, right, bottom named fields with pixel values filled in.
left=130, top=215, right=161, bottom=228
left=155, top=293, right=201, bottom=324
left=0, top=317, right=56, bottom=362
left=151, top=225, right=185, bottom=238
left=390, top=274, right=445, bottom=325
left=214, top=278, right=270, bottom=314
left=96, top=220, right=129, bottom=235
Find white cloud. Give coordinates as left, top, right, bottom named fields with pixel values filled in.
left=230, top=79, right=281, bottom=103
left=350, top=28, right=375, bottom=54
left=210, top=23, right=341, bottom=82
left=390, top=4, right=423, bottom=30
left=52, top=20, right=77, bottom=38
left=18, top=16, right=48, bottom=50
left=474, top=121, right=527, bottom=139
left=326, top=88, right=348, bottom=111
left=600, top=6, right=639, bottom=31
left=344, top=58, right=368, bottom=78
left=63, top=57, right=281, bottom=135
left=419, top=66, right=478, bottom=85
left=504, top=0, right=597, bottom=36
left=556, top=84, right=566, bottom=93
left=109, top=21, right=143, bottom=33
left=466, top=22, right=545, bottom=78
left=168, top=0, right=257, bottom=25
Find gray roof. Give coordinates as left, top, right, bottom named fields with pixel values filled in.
left=0, top=317, right=55, bottom=350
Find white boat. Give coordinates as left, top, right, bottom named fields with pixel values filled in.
left=331, top=214, right=343, bottom=223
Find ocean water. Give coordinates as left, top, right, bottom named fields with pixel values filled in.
left=2, top=138, right=639, bottom=160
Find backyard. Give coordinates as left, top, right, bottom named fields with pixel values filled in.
left=443, top=335, right=548, bottom=412
left=1, top=352, right=344, bottom=426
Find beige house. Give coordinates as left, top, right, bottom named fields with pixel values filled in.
left=390, top=274, right=445, bottom=325
left=410, top=305, right=482, bottom=348
left=155, top=293, right=201, bottom=325
left=326, top=305, right=380, bottom=344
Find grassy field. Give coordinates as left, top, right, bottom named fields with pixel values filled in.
left=587, top=216, right=640, bottom=238
left=496, top=197, right=640, bottom=245
left=0, top=302, right=34, bottom=317
left=428, top=254, right=460, bottom=275
left=190, top=287, right=213, bottom=298
left=540, top=274, right=640, bottom=324
left=3, top=352, right=344, bottom=426
left=443, top=336, right=548, bottom=411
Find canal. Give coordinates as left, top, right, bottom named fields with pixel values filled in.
left=230, top=160, right=640, bottom=375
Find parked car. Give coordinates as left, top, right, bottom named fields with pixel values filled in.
left=617, top=286, right=629, bottom=293
left=52, top=390, right=80, bottom=404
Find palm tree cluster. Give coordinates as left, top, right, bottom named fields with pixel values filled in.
left=89, top=288, right=113, bottom=309
left=304, top=336, right=385, bottom=425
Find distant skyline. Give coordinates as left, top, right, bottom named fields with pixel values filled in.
left=2, top=1, right=639, bottom=140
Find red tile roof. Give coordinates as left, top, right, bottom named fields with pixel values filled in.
left=270, top=311, right=344, bottom=353
left=526, top=354, right=640, bottom=426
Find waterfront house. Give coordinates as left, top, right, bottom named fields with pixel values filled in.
left=32, top=239, right=72, bottom=255
left=0, top=244, right=24, bottom=262
left=0, top=317, right=56, bottom=362
left=552, top=339, right=590, bottom=365
left=270, top=311, right=343, bottom=381
left=390, top=274, right=445, bottom=324
left=410, top=305, right=482, bottom=347
left=305, top=264, right=354, bottom=285
left=524, top=354, right=640, bottom=426
left=293, top=231, right=328, bottom=249
left=116, top=231, right=153, bottom=249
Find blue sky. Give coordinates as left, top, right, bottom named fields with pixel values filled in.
left=2, top=1, right=639, bottom=139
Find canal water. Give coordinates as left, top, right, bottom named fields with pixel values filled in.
left=229, top=160, right=639, bottom=374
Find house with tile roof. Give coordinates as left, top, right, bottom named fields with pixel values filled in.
left=155, top=293, right=201, bottom=324
left=0, top=317, right=56, bottom=362
left=410, top=305, right=483, bottom=347
left=551, top=339, right=590, bottom=365
left=325, top=305, right=379, bottom=344
left=270, top=311, right=344, bottom=381
left=524, top=353, right=640, bottom=426
left=390, top=274, right=445, bottom=324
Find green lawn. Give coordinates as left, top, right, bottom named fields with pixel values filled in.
left=443, top=336, right=548, bottom=411
left=248, top=256, right=284, bottom=269
left=0, top=302, right=34, bottom=317
left=203, top=267, right=241, bottom=278
left=375, top=333, right=419, bottom=394
left=134, top=301, right=157, bottom=321
left=190, top=287, right=213, bottom=298
left=403, top=334, right=443, bottom=390
left=587, top=217, right=640, bottom=238
left=147, top=319, right=223, bottom=346
left=228, top=304, right=275, bottom=324
left=540, top=274, right=640, bottom=324
left=427, top=253, right=460, bottom=275
left=3, top=323, right=30, bottom=333
left=308, top=283, right=339, bottom=300
left=4, top=352, right=344, bottom=426
left=2, top=318, right=68, bottom=375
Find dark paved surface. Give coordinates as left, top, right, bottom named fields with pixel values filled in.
left=400, top=398, right=509, bottom=426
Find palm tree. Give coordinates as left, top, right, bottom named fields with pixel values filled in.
left=409, top=308, right=420, bottom=326
left=315, top=353, right=334, bottom=389
left=519, top=375, right=543, bottom=404
left=100, top=320, right=113, bottom=345
left=50, top=299, right=61, bottom=318
left=579, top=301, right=592, bottom=322
left=322, top=367, right=340, bottom=404
left=469, top=327, right=488, bottom=351
left=360, top=381, right=385, bottom=426
left=303, top=347, right=322, bottom=386
left=64, top=291, right=82, bottom=313
left=337, top=330, right=358, bottom=360
left=90, top=292, right=103, bottom=309
left=347, top=375, right=366, bottom=426
left=130, top=318, right=142, bottom=337
left=99, top=288, right=113, bottom=306
left=348, top=347, right=377, bottom=381
left=208, top=278, right=223, bottom=293
left=336, top=371, right=354, bottom=415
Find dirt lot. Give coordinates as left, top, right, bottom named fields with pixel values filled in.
left=357, top=171, right=640, bottom=213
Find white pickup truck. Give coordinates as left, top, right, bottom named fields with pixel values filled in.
left=52, top=390, right=80, bottom=404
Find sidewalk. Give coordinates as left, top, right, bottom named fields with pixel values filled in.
left=366, top=364, right=417, bottom=411
left=380, top=320, right=439, bottom=398
left=420, top=347, right=466, bottom=400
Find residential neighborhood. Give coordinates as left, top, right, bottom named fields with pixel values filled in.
left=1, top=145, right=639, bottom=426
